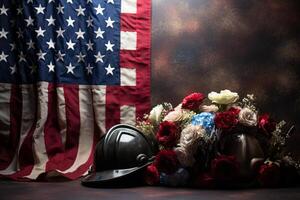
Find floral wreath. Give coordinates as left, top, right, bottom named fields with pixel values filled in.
left=137, top=90, right=299, bottom=188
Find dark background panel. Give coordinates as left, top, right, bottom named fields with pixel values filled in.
left=151, top=0, right=300, bottom=155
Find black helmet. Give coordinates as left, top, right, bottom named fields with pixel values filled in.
left=81, top=124, right=158, bottom=187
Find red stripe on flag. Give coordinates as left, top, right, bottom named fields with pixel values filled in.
left=44, top=84, right=64, bottom=172
left=55, top=85, right=81, bottom=171
left=10, top=86, right=38, bottom=180
left=0, top=85, right=21, bottom=170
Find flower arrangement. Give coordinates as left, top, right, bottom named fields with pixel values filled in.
left=137, top=90, right=299, bottom=188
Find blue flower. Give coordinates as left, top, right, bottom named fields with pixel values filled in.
left=191, top=112, right=215, bottom=135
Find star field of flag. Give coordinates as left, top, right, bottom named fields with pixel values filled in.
left=0, top=0, right=121, bottom=85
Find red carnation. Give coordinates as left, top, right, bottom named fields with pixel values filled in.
left=228, top=107, right=241, bottom=115
left=211, top=155, right=240, bottom=182
left=182, top=92, right=205, bottom=111
left=156, top=121, right=179, bottom=147
left=257, top=163, right=280, bottom=187
left=214, top=110, right=239, bottom=130
left=258, top=114, right=276, bottom=136
left=144, top=164, right=160, bottom=185
left=154, top=150, right=180, bottom=174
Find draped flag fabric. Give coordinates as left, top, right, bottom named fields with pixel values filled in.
left=0, top=0, right=151, bottom=180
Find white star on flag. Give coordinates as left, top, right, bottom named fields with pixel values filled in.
left=66, top=16, right=75, bottom=27
left=107, top=0, right=114, bottom=4
left=0, top=51, right=8, bottom=62
left=75, top=29, right=85, bottom=39
left=57, top=4, right=64, bottom=14
left=10, top=65, right=17, bottom=74
left=94, top=51, right=105, bottom=63
left=0, top=5, right=8, bottom=15
left=47, top=39, right=55, bottom=49
left=76, top=52, right=86, bottom=62
left=56, top=27, right=65, bottom=38
left=86, top=64, right=94, bottom=75
left=76, top=6, right=86, bottom=16
left=86, top=40, right=94, bottom=51
left=35, top=27, right=45, bottom=37
left=66, top=63, right=76, bottom=74
left=19, top=51, right=26, bottom=62
left=0, top=28, right=8, bottom=39
left=95, top=27, right=105, bottom=39
left=105, top=41, right=114, bottom=52
left=56, top=51, right=65, bottom=61
left=46, top=16, right=56, bottom=26
left=35, top=4, right=45, bottom=14
left=95, top=4, right=105, bottom=15
left=16, top=28, right=23, bottom=38
left=25, top=16, right=34, bottom=26
left=105, top=64, right=115, bottom=75
left=86, top=17, right=93, bottom=27
left=47, top=62, right=55, bottom=72
left=10, top=43, right=16, bottom=51
left=105, top=17, right=115, bottom=28
left=37, top=50, right=46, bottom=60
left=27, top=40, right=35, bottom=49
left=66, top=39, right=76, bottom=50
left=17, top=7, right=23, bottom=15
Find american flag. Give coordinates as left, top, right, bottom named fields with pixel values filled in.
left=0, top=0, right=151, bottom=180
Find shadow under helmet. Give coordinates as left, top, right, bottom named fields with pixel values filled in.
left=81, top=124, right=158, bottom=187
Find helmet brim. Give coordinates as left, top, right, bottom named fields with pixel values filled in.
left=81, top=162, right=152, bottom=187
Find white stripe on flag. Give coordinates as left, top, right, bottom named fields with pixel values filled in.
left=0, top=84, right=37, bottom=175
left=0, top=83, right=11, bottom=138
left=92, top=86, right=106, bottom=135
left=57, top=86, right=94, bottom=174
left=121, top=68, right=136, bottom=86
left=120, top=31, right=137, bottom=50
left=120, top=105, right=136, bottom=125
left=17, top=85, right=37, bottom=170
left=57, top=87, right=67, bottom=147
left=0, top=83, right=13, bottom=174
left=25, top=82, right=49, bottom=179
left=121, top=0, right=137, bottom=14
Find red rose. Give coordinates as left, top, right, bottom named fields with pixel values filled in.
left=258, top=114, right=276, bottom=135
left=211, top=155, right=240, bottom=182
left=257, top=163, right=281, bottom=187
left=182, top=92, right=205, bottom=111
left=156, top=121, right=179, bottom=147
left=193, top=173, right=215, bottom=188
left=214, top=110, right=239, bottom=130
left=228, top=107, right=241, bottom=115
left=154, top=150, right=180, bottom=174
left=144, top=164, right=160, bottom=185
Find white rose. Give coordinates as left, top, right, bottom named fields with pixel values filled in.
left=175, top=125, right=206, bottom=167
left=163, top=110, right=183, bottom=122
left=201, top=104, right=219, bottom=113
left=238, top=107, right=257, bottom=126
left=208, top=89, right=239, bottom=105
left=175, top=148, right=195, bottom=167
left=148, top=104, right=164, bottom=125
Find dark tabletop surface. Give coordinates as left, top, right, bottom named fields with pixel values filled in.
left=0, top=179, right=299, bottom=200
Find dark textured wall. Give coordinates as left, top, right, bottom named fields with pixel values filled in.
left=151, top=0, right=300, bottom=154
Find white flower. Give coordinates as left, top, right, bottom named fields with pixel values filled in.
left=208, top=89, right=239, bottom=105
left=175, top=148, right=195, bottom=167
left=148, top=104, right=163, bottom=125
left=238, top=107, right=257, bottom=126
left=201, top=104, right=219, bottom=113
left=175, top=125, right=205, bottom=167
left=163, top=109, right=183, bottom=122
